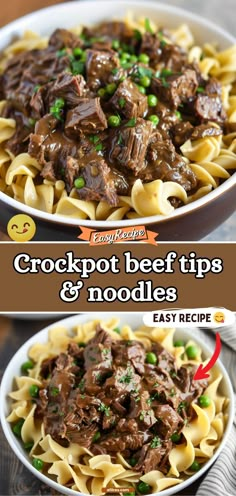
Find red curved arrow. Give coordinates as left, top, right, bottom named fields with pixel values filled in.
left=193, top=333, right=221, bottom=381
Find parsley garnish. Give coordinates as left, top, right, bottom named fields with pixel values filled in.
left=119, top=366, right=133, bottom=383
left=145, top=18, right=154, bottom=34
left=178, top=401, right=187, bottom=413
left=98, top=402, right=110, bottom=417
left=50, top=387, right=59, bottom=397
left=118, top=97, right=126, bottom=108
left=125, top=118, right=136, bottom=128
left=150, top=436, right=161, bottom=448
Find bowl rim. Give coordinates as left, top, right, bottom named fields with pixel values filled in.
left=0, top=0, right=236, bottom=228
left=0, top=312, right=235, bottom=496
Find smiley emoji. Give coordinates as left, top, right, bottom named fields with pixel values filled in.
left=213, top=311, right=225, bottom=324
left=7, top=214, right=36, bottom=242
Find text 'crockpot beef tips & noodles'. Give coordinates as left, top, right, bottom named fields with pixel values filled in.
left=0, top=16, right=236, bottom=220
left=7, top=319, right=229, bottom=494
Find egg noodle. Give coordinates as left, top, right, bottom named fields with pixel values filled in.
left=7, top=319, right=228, bottom=494
left=0, top=17, right=236, bottom=219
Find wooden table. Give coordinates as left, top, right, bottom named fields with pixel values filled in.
left=0, top=0, right=68, bottom=27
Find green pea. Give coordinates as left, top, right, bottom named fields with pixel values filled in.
left=21, top=360, right=34, bottom=374
left=190, top=460, right=200, bottom=471
left=148, top=115, right=159, bottom=126
left=198, top=395, right=211, bottom=408
left=112, top=40, right=120, bottom=50
left=146, top=352, right=157, bottom=365
left=108, top=115, right=121, bottom=127
left=148, top=94, right=158, bottom=107
left=120, top=52, right=130, bottom=61
left=32, top=458, right=44, bottom=471
left=106, top=83, right=117, bottom=95
left=186, top=345, right=198, bottom=359
left=73, top=47, right=83, bottom=57
left=136, top=85, right=146, bottom=95
left=138, top=481, right=152, bottom=494
left=174, top=340, right=185, bottom=347
left=129, top=55, right=138, bottom=63
left=12, top=419, right=24, bottom=438
left=129, top=457, right=137, bottom=466
left=92, top=432, right=101, bottom=442
left=24, top=442, right=34, bottom=451
left=74, top=177, right=85, bottom=189
left=78, top=342, right=86, bottom=347
left=175, top=110, right=182, bottom=120
left=171, top=432, right=181, bottom=443
left=138, top=53, right=150, bottom=64
left=98, top=88, right=106, bottom=98
left=140, top=76, right=151, bottom=88
left=29, top=384, right=39, bottom=398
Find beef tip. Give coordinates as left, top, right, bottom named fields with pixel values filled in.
left=48, top=28, right=82, bottom=49
left=84, top=21, right=135, bottom=44
left=110, top=169, right=130, bottom=196
left=66, top=423, right=97, bottom=446
left=40, top=357, right=57, bottom=379
left=151, top=342, right=176, bottom=370
left=110, top=79, right=148, bottom=118
left=102, top=413, right=118, bottom=430
left=152, top=69, right=198, bottom=109
left=135, top=442, right=172, bottom=473
left=83, top=328, right=112, bottom=370
left=109, top=118, right=153, bottom=174
left=3, top=108, right=32, bottom=155
left=190, top=123, right=223, bottom=140
left=99, top=432, right=145, bottom=452
left=193, top=93, right=226, bottom=123
left=112, top=340, right=146, bottom=374
left=160, top=44, right=187, bottom=72
left=63, top=156, right=79, bottom=190
left=86, top=49, right=120, bottom=90
left=143, top=137, right=197, bottom=191
left=139, top=33, right=161, bottom=66
left=65, top=97, right=107, bottom=135
left=154, top=404, right=184, bottom=438
left=105, top=365, right=141, bottom=396
left=50, top=72, right=86, bottom=107
left=172, top=121, right=194, bottom=146
left=74, top=153, right=119, bottom=205
left=116, top=418, right=139, bottom=434
left=128, top=391, right=157, bottom=428
left=40, top=161, right=57, bottom=182
left=205, top=77, right=223, bottom=96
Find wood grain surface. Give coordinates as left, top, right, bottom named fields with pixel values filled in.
left=0, top=0, right=68, bottom=27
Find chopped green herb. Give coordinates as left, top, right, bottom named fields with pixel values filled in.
left=170, top=388, right=176, bottom=397
left=150, top=436, right=161, bottom=448
left=146, top=397, right=152, bottom=406
left=111, top=68, right=119, bottom=75
left=71, top=60, right=85, bottom=75
left=50, top=387, right=59, bottom=397
left=119, top=366, right=133, bottom=384
left=78, top=379, right=85, bottom=392
left=56, top=48, right=67, bottom=57
left=113, top=327, right=121, bottom=334
left=161, top=77, right=170, bottom=88
left=118, top=97, right=126, bottom=108
left=98, top=402, right=110, bottom=417
left=125, top=118, right=136, bottom=127
left=161, top=68, right=173, bottom=77
left=178, top=401, right=187, bottom=414
left=33, top=84, right=41, bottom=93
left=117, top=134, right=123, bottom=146
left=134, top=29, right=142, bottom=41
left=89, top=135, right=100, bottom=144
left=197, top=86, right=205, bottom=93
left=170, top=370, right=177, bottom=378
left=112, top=39, right=120, bottom=50
left=95, top=143, right=103, bottom=152
left=145, top=18, right=154, bottom=34
left=92, top=431, right=101, bottom=442
left=171, top=432, right=181, bottom=443
left=175, top=110, right=182, bottom=120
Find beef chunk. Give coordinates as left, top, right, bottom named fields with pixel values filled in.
left=112, top=340, right=145, bottom=374
left=140, top=33, right=161, bottom=66
left=135, top=441, right=172, bottom=473
left=65, top=98, right=108, bottom=135
left=86, top=49, right=120, bottom=90
left=194, top=93, right=226, bottom=123
left=109, top=118, right=153, bottom=174
left=83, top=21, right=135, bottom=44
left=154, top=404, right=183, bottom=438
left=74, top=153, right=119, bottom=205
left=110, top=79, right=148, bottom=118
left=105, top=365, right=141, bottom=396
left=128, top=391, right=157, bottom=428
left=83, top=328, right=112, bottom=370
left=142, top=136, right=197, bottom=191
left=151, top=342, right=176, bottom=370
left=48, top=28, right=82, bottom=49
left=152, top=69, right=198, bottom=109
left=190, top=123, right=223, bottom=140
left=160, top=44, right=187, bottom=72
left=172, top=121, right=194, bottom=146
left=50, top=72, right=86, bottom=106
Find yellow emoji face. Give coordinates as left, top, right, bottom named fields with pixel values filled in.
left=7, top=214, right=36, bottom=242
left=213, top=311, right=225, bottom=324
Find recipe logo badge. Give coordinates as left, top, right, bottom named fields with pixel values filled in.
left=7, top=214, right=36, bottom=242
left=143, top=308, right=235, bottom=328
left=102, top=489, right=135, bottom=495
left=78, top=225, right=158, bottom=245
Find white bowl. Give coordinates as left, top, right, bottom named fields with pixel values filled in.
left=0, top=0, right=235, bottom=241
left=0, top=313, right=234, bottom=496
